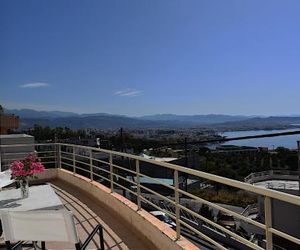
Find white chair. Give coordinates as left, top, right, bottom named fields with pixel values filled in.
left=0, top=170, right=14, bottom=189
left=1, top=210, right=104, bottom=250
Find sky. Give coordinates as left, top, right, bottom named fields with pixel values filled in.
left=1, top=0, right=300, bottom=116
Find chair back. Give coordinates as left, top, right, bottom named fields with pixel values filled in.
left=0, top=169, right=14, bottom=188
left=1, top=210, right=79, bottom=243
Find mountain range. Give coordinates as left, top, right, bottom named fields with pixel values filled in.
left=4, top=108, right=300, bottom=131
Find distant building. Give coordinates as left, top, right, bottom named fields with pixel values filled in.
left=0, top=105, right=19, bottom=134
left=244, top=170, right=300, bottom=248
left=139, top=153, right=177, bottom=163
left=214, top=145, right=261, bottom=153
left=0, top=134, right=35, bottom=171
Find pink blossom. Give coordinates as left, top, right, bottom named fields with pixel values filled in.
left=10, top=154, right=45, bottom=180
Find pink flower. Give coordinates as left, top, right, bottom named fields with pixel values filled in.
left=10, top=153, right=45, bottom=180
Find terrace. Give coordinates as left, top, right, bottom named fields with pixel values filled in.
left=1, top=142, right=300, bottom=250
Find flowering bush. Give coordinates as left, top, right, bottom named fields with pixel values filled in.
left=11, top=154, right=45, bottom=181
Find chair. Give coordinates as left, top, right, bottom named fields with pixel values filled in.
left=0, top=169, right=14, bottom=189
left=1, top=210, right=104, bottom=250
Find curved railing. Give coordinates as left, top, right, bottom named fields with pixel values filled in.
left=1, top=143, right=300, bottom=250
left=245, top=170, right=300, bottom=184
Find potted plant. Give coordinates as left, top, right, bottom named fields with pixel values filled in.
left=10, top=154, right=45, bottom=198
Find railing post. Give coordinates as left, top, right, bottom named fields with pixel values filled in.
left=136, top=159, right=141, bottom=210
left=109, top=153, right=113, bottom=192
left=72, top=146, right=76, bottom=173
left=174, top=169, right=181, bottom=240
left=264, top=196, right=273, bottom=250
left=57, top=144, right=61, bottom=169
left=89, top=149, right=93, bottom=181
left=0, top=146, right=2, bottom=172
left=297, top=141, right=300, bottom=196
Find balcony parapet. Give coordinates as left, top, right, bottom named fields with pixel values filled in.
left=36, top=168, right=198, bottom=250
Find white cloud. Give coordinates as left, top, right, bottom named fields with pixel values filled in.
left=19, top=82, right=49, bottom=88
left=114, top=89, right=142, bottom=97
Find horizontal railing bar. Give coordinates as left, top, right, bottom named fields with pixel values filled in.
left=1, top=152, right=37, bottom=156
left=38, top=156, right=56, bottom=159
left=61, top=162, right=75, bottom=169
left=60, top=153, right=72, bottom=157
left=2, top=158, right=25, bottom=162
left=73, top=153, right=91, bottom=160
left=138, top=172, right=175, bottom=191
left=93, top=173, right=111, bottom=183
left=178, top=188, right=265, bottom=229
left=92, top=165, right=111, bottom=175
left=60, top=151, right=73, bottom=156
left=111, top=163, right=137, bottom=175
left=112, top=181, right=138, bottom=197
left=269, top=228, right=300, bottom=245
left=0, top=143, right=56, bottom=148
left=57, top=143, right=300, bottom=207
left=74, top=166, right=90, bottom=173
left=92, top=158, right=110, bottom=165
left=40, top=161, right=56, bottom=164
left=61, top=151, right=90, bottom=160
left=61, top=156, right=74, bottom=162
left=178, top=204, right=263, bottom=250
left=36, top=151, right=56, bottom=154
left=180, top=219, right=227, bottom=250
left=63, top=152, right=90, bottom=160
left=112, top=173, right=137, bottom=186
left=74, top=159, right=91, bottom=167
left=139, top=184, right=176, bottom=205
left=139, top=195, right=176, bottom=220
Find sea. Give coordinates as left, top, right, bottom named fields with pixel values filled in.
left=219, top=129, right=300, bottom=149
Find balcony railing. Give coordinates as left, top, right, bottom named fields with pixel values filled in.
left=1, top=143, right=300, bottom=250
left=245, top=170, right=300, bottom=184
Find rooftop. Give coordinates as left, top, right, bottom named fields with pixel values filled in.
left=254, top=180, right=299, bottom=191
left=0, top=134, right=33, bottom=139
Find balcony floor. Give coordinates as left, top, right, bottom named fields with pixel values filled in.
left=1, top=179, right=157, bottom=250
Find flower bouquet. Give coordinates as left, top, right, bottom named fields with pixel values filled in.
left=11, top=154, right=45, bottom=198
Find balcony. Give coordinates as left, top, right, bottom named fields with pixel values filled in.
left=1, top=143, right=300, bottom=250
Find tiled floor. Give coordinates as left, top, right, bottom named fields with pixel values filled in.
left=1, top=180, right=157, bottom=250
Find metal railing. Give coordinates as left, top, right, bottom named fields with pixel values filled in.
left=245, top=170, right=300, bottom=184
left=1, top=143, right=300, bottom=250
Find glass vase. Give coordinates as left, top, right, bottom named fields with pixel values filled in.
left=20, top=178, right=29, bottom=198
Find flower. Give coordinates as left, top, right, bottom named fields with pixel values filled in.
left=11, top=153, right=45, bottom=180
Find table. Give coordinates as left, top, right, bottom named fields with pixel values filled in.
left=0, top=184, right=65, bottom=248
left=0, top=184, right=64, bottom=212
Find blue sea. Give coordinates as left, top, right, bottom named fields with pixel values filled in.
left=220, top=129, right=300, bottom=149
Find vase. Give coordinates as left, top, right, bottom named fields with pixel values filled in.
left=19, top=178, right=29, bottom=198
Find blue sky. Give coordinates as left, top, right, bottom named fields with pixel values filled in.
left=1, top=1, right=300, bottom=116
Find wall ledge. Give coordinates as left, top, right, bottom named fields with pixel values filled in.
left=53, top=168, right=198, bottom=250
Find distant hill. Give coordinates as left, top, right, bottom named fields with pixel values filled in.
left=211, top=116, right=300, bottom=131
left=19, top=116, right=194, bottom=129
left=5, top=108, right=300, bottom=130
left=141, top=114, right=249, bottom=124
left=4, top=108, right=78, bottom=119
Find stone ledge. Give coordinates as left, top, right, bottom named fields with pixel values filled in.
left=53, top=168, right=199, bottom=250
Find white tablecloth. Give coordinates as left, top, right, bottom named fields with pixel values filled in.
left=0, top=184, right=64, bottom=212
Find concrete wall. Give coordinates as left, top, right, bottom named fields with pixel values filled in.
left=39, top=168, right=198, bottom=250
left=0, top=134, right=35, bottom=171
left=272, top=199, right=300, bottom=239
left=257, top=196, right=300, bottom=239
